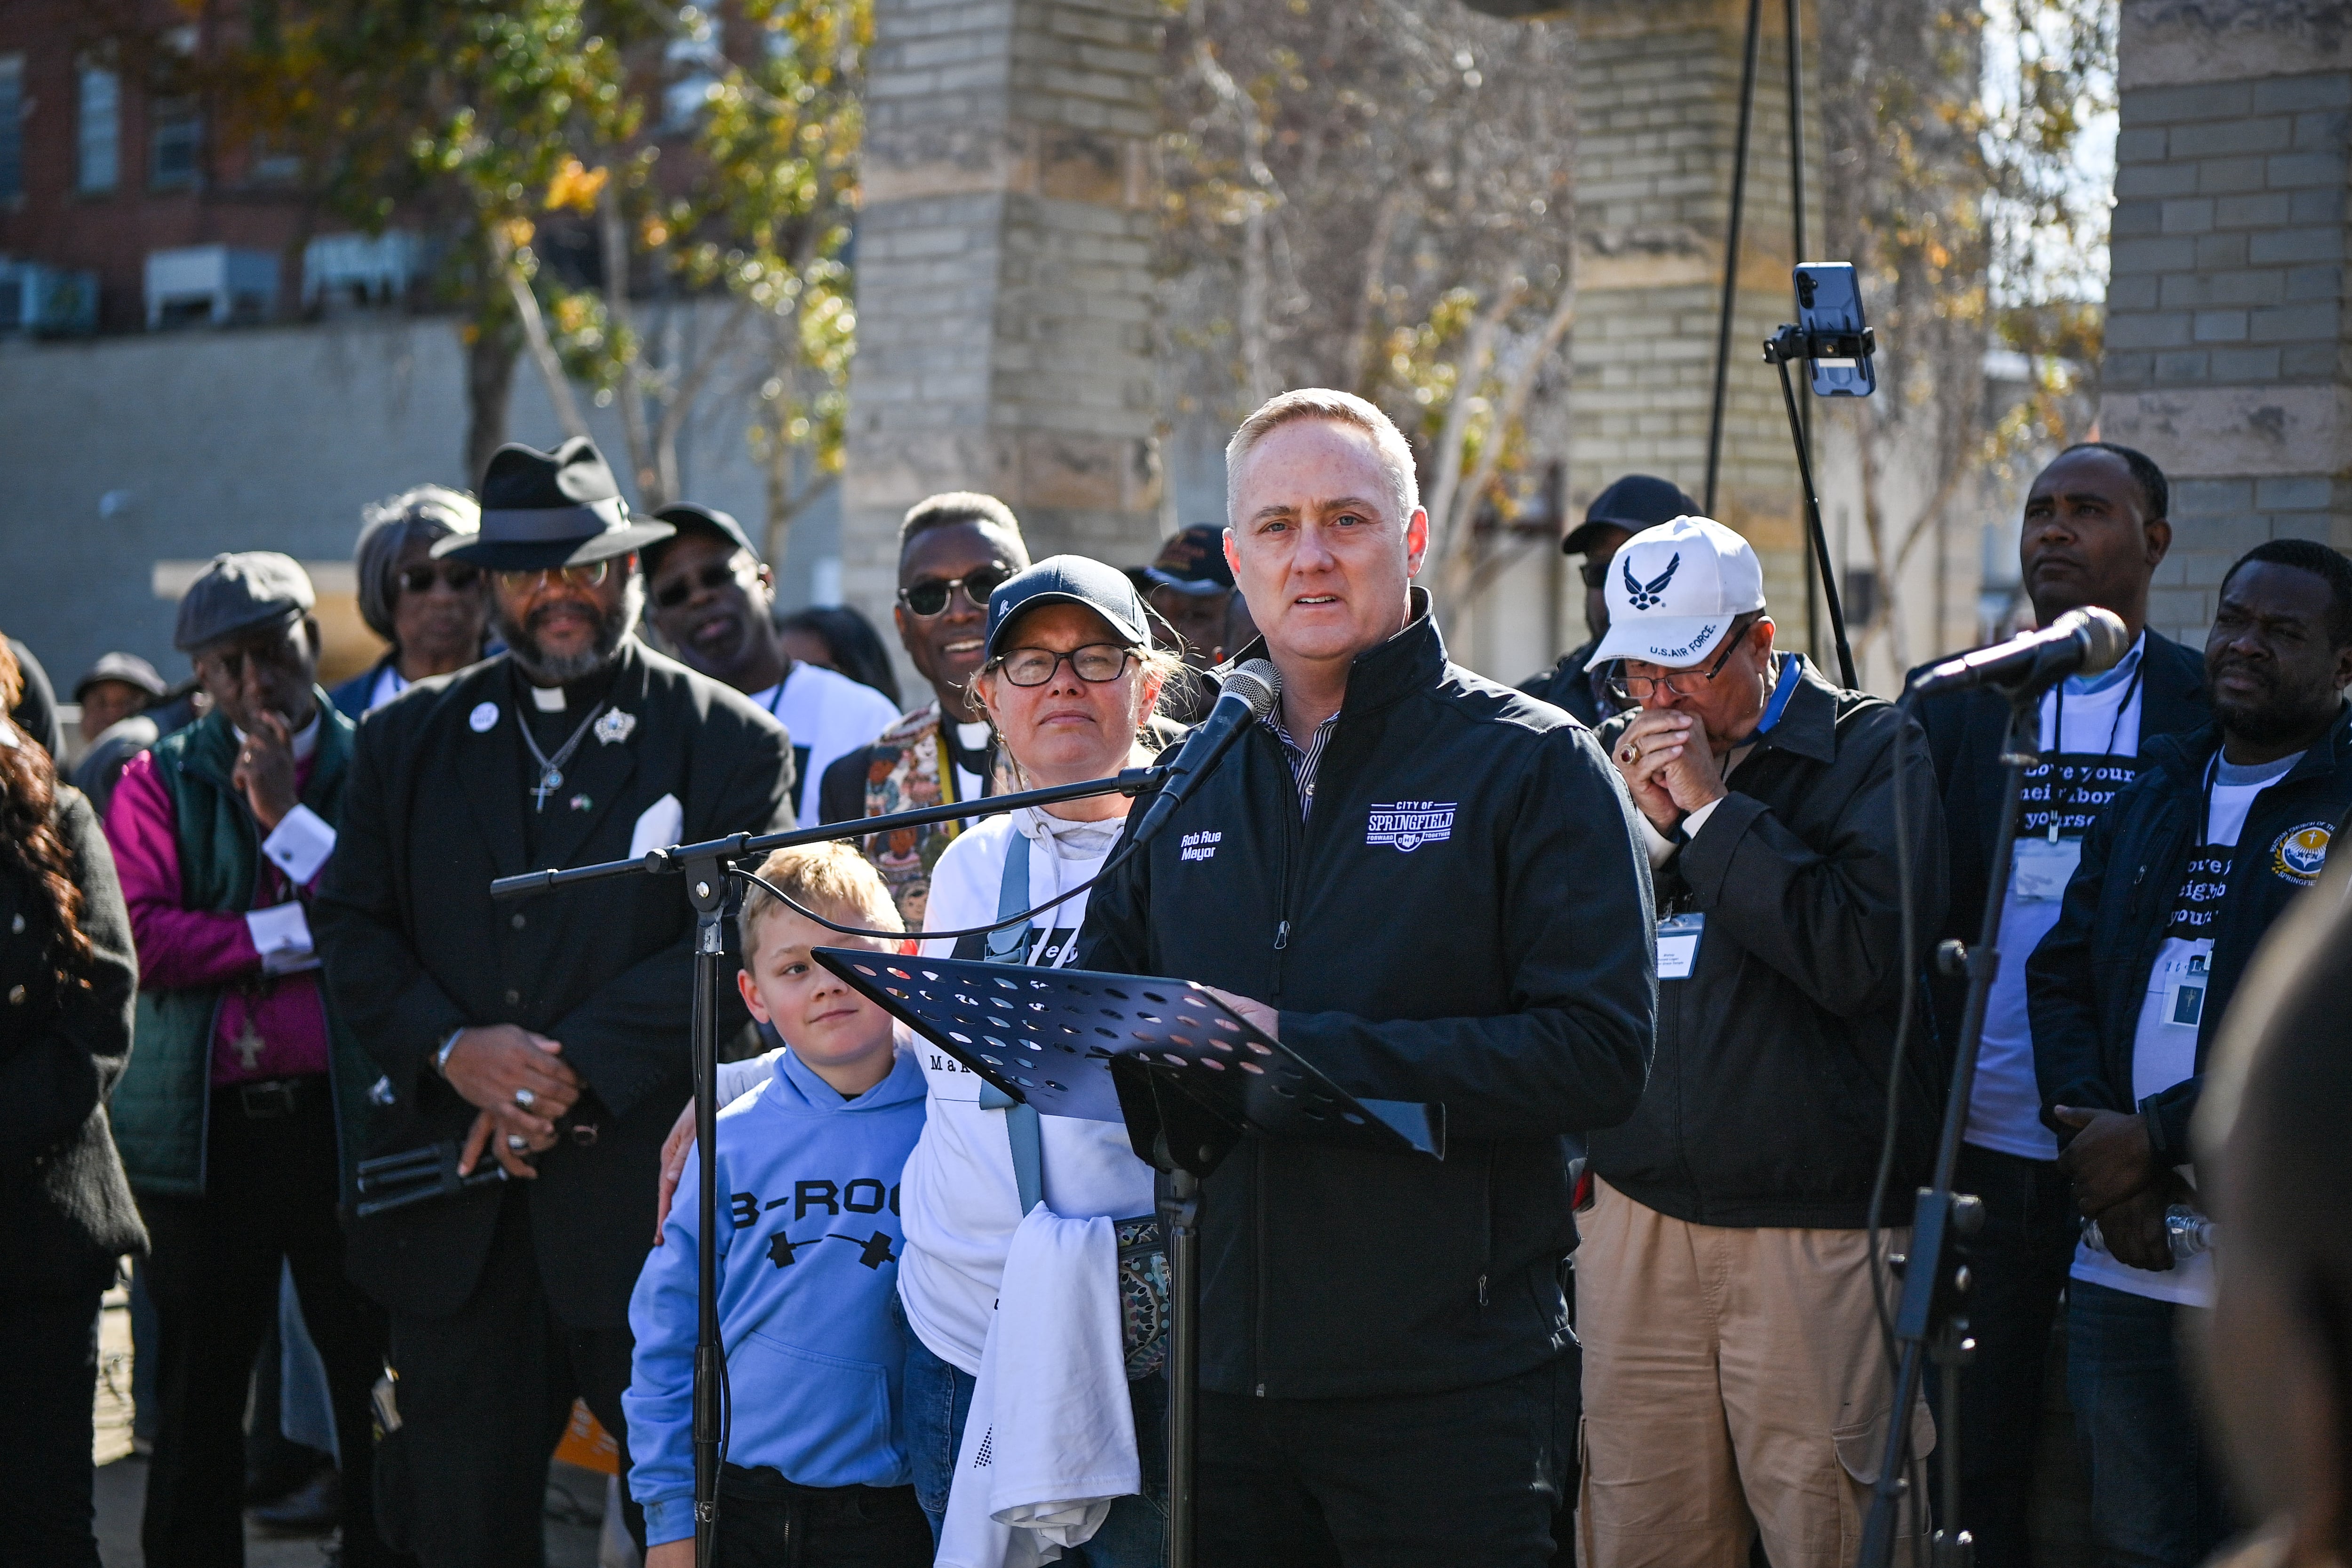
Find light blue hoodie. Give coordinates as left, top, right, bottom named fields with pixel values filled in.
left=625, top=1045, right=929, bottom=1547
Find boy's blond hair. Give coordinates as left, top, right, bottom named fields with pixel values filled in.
left=738, top=842, right=904, bottom=954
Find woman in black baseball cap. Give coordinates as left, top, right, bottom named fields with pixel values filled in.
left=894, top=554, right=1186, bottom=1556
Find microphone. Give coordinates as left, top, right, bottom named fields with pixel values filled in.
left=1909, top=606, right=2132, bottom=698
left=1128, top=659, right=1281, bottom=850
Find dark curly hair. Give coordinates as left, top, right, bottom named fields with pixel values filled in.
left=0, top=637, right=95, bottom=998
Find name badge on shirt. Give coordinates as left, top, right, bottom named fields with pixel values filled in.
left=2011, top=836, right=2082, bottom=902
left=2163, top=950, right=2212, bottom=1028
left=1657, top=913, right=1705, bottom=980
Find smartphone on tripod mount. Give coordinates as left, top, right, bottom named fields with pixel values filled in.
left=1793, top=262, right=1876, bottom=398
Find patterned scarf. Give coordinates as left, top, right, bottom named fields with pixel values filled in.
left=859, top=701, right=985, bottom=930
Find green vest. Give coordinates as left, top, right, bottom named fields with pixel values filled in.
left=111, top=697, right=377, bottom=1201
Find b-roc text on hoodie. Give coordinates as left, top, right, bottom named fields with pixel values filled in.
left=624, top=1045, right=930, bottom=1549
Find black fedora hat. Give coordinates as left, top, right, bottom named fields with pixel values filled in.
left=436, top=438, right=674, bottom=572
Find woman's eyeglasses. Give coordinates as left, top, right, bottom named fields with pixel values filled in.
left=652, top=560, right=747, bottom=610
left=1604, top=616, right=1755, bottom=704
left=898, top=566, right=1012, bottom=618
left=396, top=562, right=482, bottom=596
left=993, top=644, right=1139, bottom=687
left=494, top=560, right=610, bottom=594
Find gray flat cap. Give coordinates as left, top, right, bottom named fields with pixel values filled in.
left=174, top=551, right=316, bottom=652
left=74, top=651, right=168, bottom=700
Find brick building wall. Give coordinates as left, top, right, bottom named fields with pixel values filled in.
left=0, top=0, right=307, bottom=332
left=838, top=0, right=1168, bottom=689
left=2098, top=1, right=2351, bottom=642
left=1569, top=0, right=1822, bottom=628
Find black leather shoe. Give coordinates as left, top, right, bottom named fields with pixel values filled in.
left=249, top=1467, right=341, bottom=1535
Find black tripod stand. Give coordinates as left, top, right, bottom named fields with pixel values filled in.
left=1853, top=683, right=2048, bottom=1568
left=489, top=766, right=1169, bottom=1568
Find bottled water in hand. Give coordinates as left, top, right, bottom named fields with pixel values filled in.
left=2082, top=1204, right=2214, bottom=1262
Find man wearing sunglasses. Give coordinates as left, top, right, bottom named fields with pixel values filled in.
left=1577, top=516, right=1949, bottom=1567
left=333, top=485, right=496, bottom=720
left=815, top=492, right=1032, bottom=929
left=1520, top=474, right=1699, bottom=728
left=314, top=438, right=794, bottom=1566
left=644, top=503, right=898, bottom=826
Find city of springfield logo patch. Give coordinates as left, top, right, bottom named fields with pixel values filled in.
left=2272, top=821, right=2333, bottom=885
left=1367, top=801, right=1456, bottom=852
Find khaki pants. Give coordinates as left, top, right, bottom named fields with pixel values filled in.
left=1576, top=1178, right=1933, bottom=1568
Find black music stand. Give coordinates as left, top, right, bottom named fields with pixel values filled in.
left=814, top=950, right=1447, bottom=1568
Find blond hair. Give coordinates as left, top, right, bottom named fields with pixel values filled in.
left=1224, top=388, right=1420, bottom=529
left=738, top=842, right=905, bottom=953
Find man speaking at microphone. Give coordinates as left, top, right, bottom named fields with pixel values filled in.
left=1581, top=516, right=1947, bottom=1568
left=1079, top=388, right=1656, bottom=1566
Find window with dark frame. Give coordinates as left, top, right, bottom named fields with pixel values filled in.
left=0, top=56, right=22, bottom=202
left=78, top=63, right=119, bottom=193
left=151, top=95, right=199, bottom=190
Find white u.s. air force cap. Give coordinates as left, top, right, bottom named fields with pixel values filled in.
left=1584, top=515, right=1767, bottom=671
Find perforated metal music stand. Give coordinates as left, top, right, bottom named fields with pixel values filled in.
left=811, top=949, right=1446, bottom=1567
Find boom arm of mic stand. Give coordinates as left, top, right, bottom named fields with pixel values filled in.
left=488, top=767, right=1168, bottom=900
left=1855, top=689, right=2030, bottom=1568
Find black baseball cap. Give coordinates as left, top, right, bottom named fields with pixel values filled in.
left=1562, top=474, right=1700, bottom=557
left=1137, top=525, right=1235, bottom=596
left=983, top=556, right=1152, bottom=664
left=644, top=503, right=760, bottom=575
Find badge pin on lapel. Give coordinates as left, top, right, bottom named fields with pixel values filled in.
left=570, top=794, right=592, bottom=812
left=469, top=701, right=499, bottom=733
left=594, top=710, right=636, bottom=746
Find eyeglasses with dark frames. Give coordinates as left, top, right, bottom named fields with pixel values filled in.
left=992, top=644, right=1140, bottom=687
left=1605, top=614, right=1758, bottom=705
left=652, top=559, right=751, bottom=610
left=898, top=566, right=1014, bottom=618
left=396, top=562, right=482, bottom=596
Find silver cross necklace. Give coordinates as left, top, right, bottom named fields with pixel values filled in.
left=520, top=702, right=607, bottom=812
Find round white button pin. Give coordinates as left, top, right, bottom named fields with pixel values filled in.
left=469, top=701, right=499, bottom=733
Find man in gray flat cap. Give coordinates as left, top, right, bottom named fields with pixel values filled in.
left=103, top=552, right=406, bottom=1568
left=314, top=438, right=794, bottom=1565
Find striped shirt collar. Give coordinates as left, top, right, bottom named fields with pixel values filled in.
left=1263, top=708, right=1338, bottom=819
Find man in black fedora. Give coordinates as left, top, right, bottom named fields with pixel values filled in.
left=313, top=437, right=795, bottom=1566
left=1520, top=474, right=1700, bottom=727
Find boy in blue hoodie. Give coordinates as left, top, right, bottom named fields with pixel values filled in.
left=626, top=843, right=932, bottom=1567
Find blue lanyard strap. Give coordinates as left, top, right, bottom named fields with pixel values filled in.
left=1752, top=652, right=1801, bottom=738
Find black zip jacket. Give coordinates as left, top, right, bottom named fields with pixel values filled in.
left=1077, top=600, right=1656, bottom=1400
left=1911, top=630, right=2209, bottom=1040
left=1589, top=658, right=1950, bottom=1227
left=2026, top=706, right=2352, bottom=1168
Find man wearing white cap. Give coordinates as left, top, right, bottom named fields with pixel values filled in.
left=1576, top=516, right=1949, bottom=1567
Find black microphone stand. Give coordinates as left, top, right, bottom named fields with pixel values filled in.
left=1761, top=323, right=1869, bottom=690
left=489, top=766, right=1167, bottom=1568
left=1855, top=682, right=2044, bottom=1568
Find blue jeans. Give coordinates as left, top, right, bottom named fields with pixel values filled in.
left=2066, top=1279, right=2233, bottom=1567
left=902, top=1326, right=1168, bottom=1566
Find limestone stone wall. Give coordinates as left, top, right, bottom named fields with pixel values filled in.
left=839, top=0, right=1168, bottom=692
left=2098, top=0, right=2351, bottom=642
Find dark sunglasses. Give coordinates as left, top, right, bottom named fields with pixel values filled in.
left=397, top=562, right=482, bottom=596
left=898, top=566, right=1013, bottom=618
left=1579, top=560, right=1613, bottom=591
left=652, top=559, right=749, bottom=610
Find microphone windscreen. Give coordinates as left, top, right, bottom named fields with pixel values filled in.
left=2073, top=606, right=2132, bottom=676
left=1222, top=659, right=1281, bottom=719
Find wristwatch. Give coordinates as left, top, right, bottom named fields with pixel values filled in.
left=434, top=1029, right=463, bottom=1077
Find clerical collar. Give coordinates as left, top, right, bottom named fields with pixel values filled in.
left=233, top=711, right=322, bottom=764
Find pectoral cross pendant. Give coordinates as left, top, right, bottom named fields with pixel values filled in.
left=532, top=767, right=563, bottom=812
left=231, top=1021, right=266, bottom=1072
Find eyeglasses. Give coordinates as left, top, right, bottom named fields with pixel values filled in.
left=652, top=559, right=749, bottom=610
left=396, top=562, right=482, bottom=596
left=898, top=566, right=1012, bottom=618
left=495, top=560, right=610, bottom=594
left=993, top=644, right=1139, bottom=687
left=1605, top=616, right=1754, bottom=705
